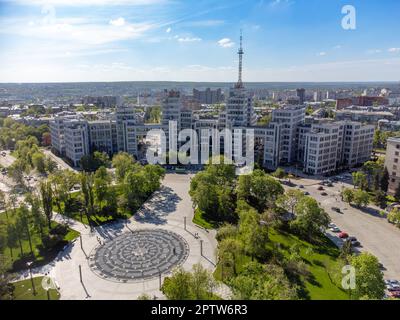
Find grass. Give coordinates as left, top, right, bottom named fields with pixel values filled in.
left=267, top=228, right=348, bottom=300
left=0, top=211, right=80, bottom=271
left=192, top=209, right=220, bottom=230
left=214, top=228, right=348, bottom=300
left=10, top=277, right=60, bottom=300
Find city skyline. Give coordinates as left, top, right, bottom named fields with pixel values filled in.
left=0, top=0, right=400, bottom=83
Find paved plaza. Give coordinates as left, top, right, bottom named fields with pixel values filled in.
left=25, top=173, right=223, bottom=300
left=89, top=229, right=189, bottom=282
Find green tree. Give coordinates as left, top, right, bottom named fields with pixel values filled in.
left=380, top=168, right=389, bottom=193
left=6, top=224, right=18, bottom=261
left=236, top=170, right=284, bottom=212
left=161, top=268, right=192, bottom=299
left=353, top=189, right=370, bottom=208
left=112, top=152, right=136, bottom=182
left=350, top=253, right=385, bottom=300
left=387, top=207, right=400, bottom=227
left=218, top=238, right=243, bottom=278
left=352, top=172, right=368, bottom=190
left=290, top=196, right=330, bottom=241
left=238, top=205, right=268, bottom=259
left=272, top=167, right=286, bottom=179
left=276, top=189, right=305, bottom=215
left=341, top=188, right=354, bottom=204
left=93, top=166, right=111, bottom=210
left=31, top=152, right=46, bottom=174
left=229, top=262, right=297, bottom=300
left=40, top=181, right=53, bottom=229
left=80, top=172, right=95, bottom=223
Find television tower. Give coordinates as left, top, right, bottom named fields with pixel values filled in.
left=236, top=30, right=244, bottom=89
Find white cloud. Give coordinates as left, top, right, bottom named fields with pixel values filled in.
left=218, top=38, right=234, bottom=48
left=166, top=27, right=171, bottom=33
left=0, top=17, right=153, bottom=45
left=366, top=49, right=382, bottom=54
left=177, top=37, right=202, bottom=42
left=333, top=45, right=342, bottom=49
left=11, top=0, right=165, bottom=6
left=388, top=48, right=400, bottom=53
left=109, top=17, right=125, bottom=27
left=317, top=52, right=327, bottom=56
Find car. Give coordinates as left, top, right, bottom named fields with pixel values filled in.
left=317, top=186, right=324, bottom=191
left=350, top=240, right=361, bottom=247
left=339, top=232, right=349, bottom=239
left=331, top=207, right=341, bottom=213
left=326, top=182, right=334, bottom=187
left=388, top=290, right=400, bottom=298
left=330, top=226, right=341, bottom=233
left=348, top=236, right=357, bottom=242
left=298, top=185, right=304, bottom=189
left=303, top=191, right=310, bottom=195
left=321, top=192, right=328, bottom=196
left=328, top=223, right=336, bottom=228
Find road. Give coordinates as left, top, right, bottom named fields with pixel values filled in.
left=284, top=176, right=400, bottom=281
left=42, top=149, right=77, bottom=171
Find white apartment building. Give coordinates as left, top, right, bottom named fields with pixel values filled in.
left=225, top=86, right=256, bottom=128
left=342, top=121, right=374, bottom=167
left=64, top=120, right=90, bottom=167
left=88, top=120, right=117, bottom=155
left=385, top=137, right=400, bottom=195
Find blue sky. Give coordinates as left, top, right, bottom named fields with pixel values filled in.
left=0, top=0, right=399, bottom=82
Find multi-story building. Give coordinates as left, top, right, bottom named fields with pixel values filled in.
left=385, top=137, right=400, bottom=195
left=64, top=119, right=90, bottom=166
left=50, top=34, right=374, bottom=174
left=193, top=88, right=224, bottom=105
left=88, top=120, right=118, bottom=155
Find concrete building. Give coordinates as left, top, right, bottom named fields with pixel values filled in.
left=385, top=137, right=400, bottom=195
left=335, top=109, right=394, bottom=124
left=193, top=88, right=224, bottom=105
left=64, top=119, right=90, bottom=167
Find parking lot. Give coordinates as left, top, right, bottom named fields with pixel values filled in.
left=283, top=173, right=400, bottom=285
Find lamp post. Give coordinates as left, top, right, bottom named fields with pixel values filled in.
left=200, top=240, right=203, bottom=257
left=26, top=261, right=36, bottom=296
left=79, top=265, right=82, bottom=283
left=184, top=216, right=186, bottom=231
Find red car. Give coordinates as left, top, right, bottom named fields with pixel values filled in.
left=339, top=232, right=349, bottom=239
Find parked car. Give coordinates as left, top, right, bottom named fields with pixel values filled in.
left=350, top=240, right=361, bottom=247
left=330, top=226, right=341, bottom=233
left=331, top=207, right=341, bottom=213
left=321, top=192, right=328, bottom=196
left=326, top=182, right=334, bottom=187
left=317, top=186, right=324, bottom=191
left=339, top=232, right=349, bottom=239
left=298, top=185, right=304, bottom=189
left=303, top=191, right=310, bottom=195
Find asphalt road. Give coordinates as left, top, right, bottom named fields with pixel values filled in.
left=284, top=176, right=400, bottom=281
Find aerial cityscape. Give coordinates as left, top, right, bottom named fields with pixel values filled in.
left=0, top=0, right=400, bottom=311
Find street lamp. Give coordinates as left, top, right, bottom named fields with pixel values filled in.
left=26, top=261, right=37, bottom=296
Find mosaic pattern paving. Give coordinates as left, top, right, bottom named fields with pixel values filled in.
left=88, top=229, right=189, bottom=282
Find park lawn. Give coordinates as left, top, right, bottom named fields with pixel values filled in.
left=0, top=212, right=80, bottom=271
left=266, top=228, right=348, bottom=300
left=192, top=209, right=220, bottom=230
left=11, top=277, right=60, bottom=300
left=214, top=228, right=348, bottom=300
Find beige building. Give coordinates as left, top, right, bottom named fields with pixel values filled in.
left=385, top=137, right=400, bottom=195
